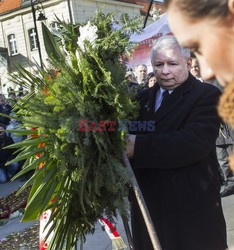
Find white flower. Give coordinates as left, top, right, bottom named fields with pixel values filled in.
left=77, top=21, right=98, bottom=51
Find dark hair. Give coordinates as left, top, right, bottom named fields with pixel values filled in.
left=0, top=123, right=6, bottom=129
left=165, top=0, right=229, bottom=19
left=146, top=72, right=155, bottom=87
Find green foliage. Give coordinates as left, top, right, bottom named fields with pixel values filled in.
left=9, top=10, right=141, bottom=250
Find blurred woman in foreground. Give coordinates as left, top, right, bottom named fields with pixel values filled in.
left=165, top=0, right=234, bottom=168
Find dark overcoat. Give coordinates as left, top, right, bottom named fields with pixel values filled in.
left=0, top=134, right=14, bottom=167
left=131, top=74, right=227, bottom=250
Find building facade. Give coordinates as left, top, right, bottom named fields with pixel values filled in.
left=0, top=0, right=162, bottom=95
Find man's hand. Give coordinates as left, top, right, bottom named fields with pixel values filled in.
left=125, top=134, right=136, bottom=159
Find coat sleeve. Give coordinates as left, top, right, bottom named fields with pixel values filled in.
left=133, top=86, right=221, bottom=169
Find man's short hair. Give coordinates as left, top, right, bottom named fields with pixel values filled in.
left=136, top=64, right=147, bottom=70
left=150, top=35, right=191, bottom=62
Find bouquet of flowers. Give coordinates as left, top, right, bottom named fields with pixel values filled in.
left=4, top=10, right=141, bottom=249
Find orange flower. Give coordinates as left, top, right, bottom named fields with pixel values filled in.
left=42, top=86, right=49, bottom=96
left=50, top=197, right=56, bottom=204
left=30, top=127, right=38, bottom=139
left=39, top=162, right=45, bottom=169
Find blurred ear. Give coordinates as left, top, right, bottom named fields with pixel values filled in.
left=187, top=57, right=192, bottom=70
left=228, top=0, right=234, bottom=14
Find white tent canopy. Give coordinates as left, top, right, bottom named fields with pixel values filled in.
left=130, top=13, right=171, bottom=43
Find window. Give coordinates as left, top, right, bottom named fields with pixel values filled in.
left=28, top=28, right=38, bottom=51
left=8, top=34, right=18, bottom=55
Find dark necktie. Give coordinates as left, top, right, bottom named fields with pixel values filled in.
left=160, top=90, right=170, bottom=107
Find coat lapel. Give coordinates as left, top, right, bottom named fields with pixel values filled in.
left=153, top=74, right=195, bottom=123
left=141, top=84, right=159, bottom=121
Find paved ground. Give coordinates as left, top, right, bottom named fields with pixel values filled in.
left=224, top=194, right=234, bottom=249
left=0, top=179, right=129, bottom=250
left=1, top=179, right=234, bottom=250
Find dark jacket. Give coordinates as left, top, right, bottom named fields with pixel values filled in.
left=217, top=122, right=234, bottom=146
left=131, top=74, right=227, bottom=250
left=208, top=80, right=234, bottom=146
left=0, top=133, right=14, bottom=167
left=0, top=104, right=12, bottom=125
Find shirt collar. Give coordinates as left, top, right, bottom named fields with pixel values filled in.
left=159, top=87, right=173, bottom=95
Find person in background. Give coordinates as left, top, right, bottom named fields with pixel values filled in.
left=145, top=72, right=157, bottom=88
left=5, top=115, right=28, bottom=182
left=210, top=79, right=234, bottom=197
left=18, top=86, right=24, bottom=97
left=217, top=122, right=234, bottom=197
left=190, top=57, right=203, bottom=82
left=125, top=70, right=138, bottom=89
left=135, top=64, right=148, bottom=86
left=126, top=35, right=227, bottom=250
left=7, top=87, right=14, bottom=98
left=165, top=0, right=234, bottom=169
left=0, top=123, right=19, bottom=183
left=0, top=94, right=12, bottom=126
left=6, top=114, right=25, bottom=143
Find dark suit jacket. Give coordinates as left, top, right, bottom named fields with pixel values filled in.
left=207, top=80, right=234, bottom=145
left=131, top=74, right=227, bottom=250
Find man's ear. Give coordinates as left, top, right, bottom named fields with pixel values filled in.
left=187, top=57, right=192, bottom=70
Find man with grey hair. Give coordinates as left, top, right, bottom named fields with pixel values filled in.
left=135, top=64, right=148, bottom=85
left=126, top=35, right=227, bottom=250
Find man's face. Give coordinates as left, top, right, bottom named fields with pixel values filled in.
left=151, top=46, right=189, bottom=90
left=136, top=65, right=147, bottom=83
left=167, top=4, right=234, bottom=86
left=190, top=59, right=201, bottom=78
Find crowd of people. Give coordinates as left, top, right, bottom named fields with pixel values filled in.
left=125, top=64, right=157, bottom=91
left=0, top=91, right=27, bottom=183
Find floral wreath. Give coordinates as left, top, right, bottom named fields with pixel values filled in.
left=4, top=10, right=142, bottom=249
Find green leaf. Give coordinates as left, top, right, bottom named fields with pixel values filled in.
left=5, top=147, right=44, bottom=165
left=42, top=22, right=64, bottom=63
left=17, top=165, right=44, bottom=195
left=11, top=156, right=46, bottom=181
left=22, top=161, right=57, bottom=221
left=40, top=179, right=59, bottom=214
left=0, top=112, right=22, bottom=122
left=4, top=137, right=48, bottom=149
left=5, top=129, right=39, bottom=136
